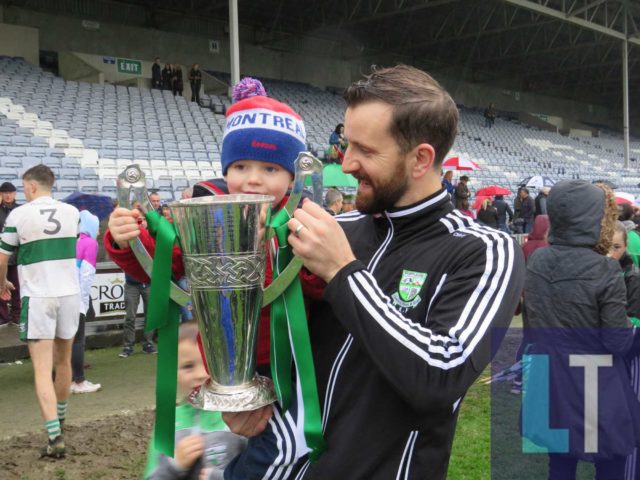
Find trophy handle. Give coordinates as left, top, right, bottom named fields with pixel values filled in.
left=116, top=164, right=191, bottom=307
left=261, top=152, right=323, bottom=307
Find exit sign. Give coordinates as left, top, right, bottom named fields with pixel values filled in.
left=117, top=58, right=142, bottom=75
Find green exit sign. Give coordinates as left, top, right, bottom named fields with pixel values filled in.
left=117, top=58, right=142, bottom=75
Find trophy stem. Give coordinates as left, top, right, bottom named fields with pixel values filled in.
left=189, top=375, right=276, bottom=412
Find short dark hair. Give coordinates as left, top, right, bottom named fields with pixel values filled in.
left=343, top=65, right=458, bottom=165
left=23, top=164, right=55, bottom=189
left=618, top=202, right=634, bottom=221
left=460, top=175, right=469, bottom=182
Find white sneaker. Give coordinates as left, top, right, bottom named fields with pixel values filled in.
left=70, top=380, right=102, bottom=394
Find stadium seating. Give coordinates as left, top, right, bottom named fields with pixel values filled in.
left=1, top=56, right=639, bottom=205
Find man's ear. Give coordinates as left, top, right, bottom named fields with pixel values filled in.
left=412, top=143, right=436, bottom=179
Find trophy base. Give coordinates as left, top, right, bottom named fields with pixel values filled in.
left=189, top=375, right=277, bottom=412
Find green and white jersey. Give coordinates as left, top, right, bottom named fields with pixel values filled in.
left=0, top=196, right=80, bottom=298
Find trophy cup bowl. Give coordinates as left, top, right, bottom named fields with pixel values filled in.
left=169, top=194, right=277, bottom=412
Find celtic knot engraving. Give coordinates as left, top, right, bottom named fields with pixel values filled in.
left=184, top=254, right=265, bottom=289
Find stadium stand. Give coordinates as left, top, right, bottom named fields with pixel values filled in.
left=2, top=56, right=640, bottom=204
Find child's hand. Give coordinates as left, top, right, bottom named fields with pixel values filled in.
left=174, top=434, right=205, bottom=470
left=108, top=207, right=143, bottom=249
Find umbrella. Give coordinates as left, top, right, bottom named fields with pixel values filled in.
left=473, top=195, right=492, bottom=212
left=62, top=192, right=115, bottom=220
left=519, top=175, right=555, bottom=189
left=442, top=157, right=481, bottom=171
left=615, top=192, right=635, bottom=205
left=321, top=164, right=358, bottom=188
left=475, top=185, right=512, bottom=197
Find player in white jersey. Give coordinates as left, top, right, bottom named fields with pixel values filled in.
left=0, top=165, right=80, bottom=459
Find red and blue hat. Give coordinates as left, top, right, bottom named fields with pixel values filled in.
left=221, top=95, right=306, bottom=175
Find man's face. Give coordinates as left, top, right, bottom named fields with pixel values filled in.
left=342, top=202, right=355, bottom=213
left=342, top=101, right=410, bottom=214
left=150, top=194, right=161, bottom=210
left=1, top=191, right=16, bottom=204
left=520, top=190, right=527, bottom=199
left=331, top=197, right=343, bottom=215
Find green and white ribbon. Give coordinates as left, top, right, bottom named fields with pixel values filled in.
left=145, top=211, right=181, bottom=458
left=267, top=208, right=326, bottom=461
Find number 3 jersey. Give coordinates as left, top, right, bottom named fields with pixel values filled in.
left=0, top=196, right=80, bottom=298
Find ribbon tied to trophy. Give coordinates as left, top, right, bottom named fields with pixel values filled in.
left=116, top=153, right=326, bottom=461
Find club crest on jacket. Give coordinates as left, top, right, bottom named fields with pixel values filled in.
left=392, top=269, right=428, bottom=309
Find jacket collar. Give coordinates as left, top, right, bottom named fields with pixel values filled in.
left=383, top=188, right=453, bottom=230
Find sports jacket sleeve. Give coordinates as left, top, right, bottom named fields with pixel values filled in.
left=104, top=228, right=185, bottom=283
left=324, top=238, right=525, bottom=414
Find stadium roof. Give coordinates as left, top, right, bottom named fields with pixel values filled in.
left=5, top=0, right=640, bottom=111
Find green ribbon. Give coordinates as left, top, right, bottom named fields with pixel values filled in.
left=145, top=211, right=181, bottom=458
left=267, top=209, right=326, bottom=461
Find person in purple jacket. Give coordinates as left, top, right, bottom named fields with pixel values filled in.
left=70, top=210, right=102, bottom=394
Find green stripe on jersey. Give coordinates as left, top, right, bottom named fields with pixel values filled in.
left=17, top=237, right=77, bottom=265
left=0, top=241, right=17, bottom=252
left=2, top=226, right=16, bottom=233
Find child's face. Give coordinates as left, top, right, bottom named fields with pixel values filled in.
left=177, top=339, right=209, bottom=394
left=225, top=160, right=294, bottom=206
left=609, top=231, right=627, bottom=261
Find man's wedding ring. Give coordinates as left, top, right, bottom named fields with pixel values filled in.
left=294, top=223, right=306, bottom=236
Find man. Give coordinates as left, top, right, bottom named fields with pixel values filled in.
left=0, top=181, right=20, bottom=326
left=518, top=188, right=535, bottom=234
left=181, top=186, right=193, bottom=200
left=454, top=174, right=470, bottom=209
left=484, top=103, right=496, bottom=128
left=224, top=65, right=525, bottom=479
left=188, top=63, right=202, bottom=104
left=151, top=57, right=162, bottom=90
left=341, top=194, right=355, bottom=213
left=0, top=165, right=80, bottom=458
left=149, top=191, right=162, bottom=213
left=493, top=194, right=514, bottom=234
left=535, top=186, right=550, bottom=217
left=324, top=188, right=343, bottom=216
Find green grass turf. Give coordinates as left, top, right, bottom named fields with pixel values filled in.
left=0, top=345, right=156, bottom=438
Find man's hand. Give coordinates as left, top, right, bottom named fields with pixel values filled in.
left=174, top=434, right=205, bottom=470
left=222, top=404, right=273, bottom=437
left=0, top=280, right=14, bottom=301
left=108, top=208, right=143, bottom=250
left=287, top=200, right=356, bottom=283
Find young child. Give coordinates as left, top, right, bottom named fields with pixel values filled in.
left=105, top=80, right=324, bottom=372
left=144, top=321, right=247, bottom=479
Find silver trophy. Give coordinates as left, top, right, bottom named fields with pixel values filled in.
left=117, top=153, right=323, bottom=411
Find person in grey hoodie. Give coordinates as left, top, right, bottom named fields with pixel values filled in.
left=523, top=180, right=640, bottom=479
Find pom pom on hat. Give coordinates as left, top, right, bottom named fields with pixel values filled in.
left=222, top=95, right=306, bottom=175
left=232, top=77, right=267, bottom=103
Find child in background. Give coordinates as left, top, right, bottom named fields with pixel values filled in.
left=144, top=321, right=246, bottom=479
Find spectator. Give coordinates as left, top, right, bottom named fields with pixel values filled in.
left=618, top=202, right=640, bottom=266
left=518, top=188, right=535, bottom=234
left=70, top=211, right=101, bottom=394
left=151, top=57, right=162, bottom=90
left=149, top=192, right=162, bottom=214
left=342, top=195, right=355, bottom=213
left=161, top=63, right=173, bottom=92
left=119, top=272, right=155, bottom=358
left=523, top=181, right=640, bottom=479
left=188, top=63, right=202, bottom=104
left=173, top=66, right=184, bottom=97
left=161, top=204, right=172, bottom=222
left=534, top=186, right=550, bottom=217
left=454, top=175, right=470, bottom=209
left=476, top=198, right=498, bottom=228
left=327, top=123, right=348, bottom=164
left=458, top=198, right=475, bottom=219
left=514, top=186, right=524, bottom=220
left=493, top=194, right=514, bottom=233
left=0, top=181, right=19, bottom=327
left=484, top=103, right=496, bottom=128
left=442, top=170, right=455, bottom=197
left=325, top=188, right=343, bottom=216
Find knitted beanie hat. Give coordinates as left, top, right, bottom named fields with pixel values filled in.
left=222, top=84, right=305, bottom=175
